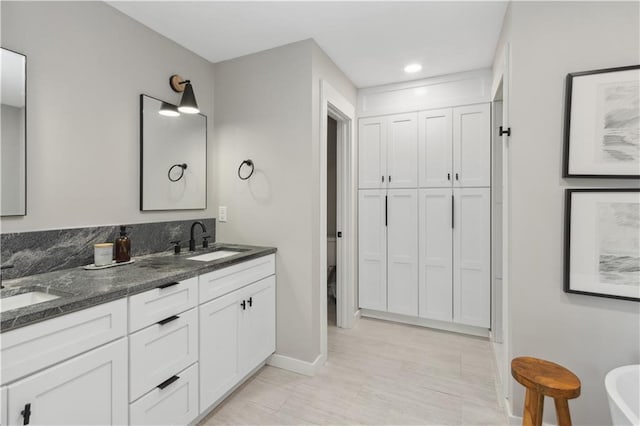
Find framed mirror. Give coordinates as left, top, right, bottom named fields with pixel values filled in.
left=1, top=48, right=27, bottom=216
left=140, top=94, right=207, bottom=211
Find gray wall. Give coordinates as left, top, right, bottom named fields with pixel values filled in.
left=495, top=2, right=640, bottom=424
left=213, top=39, right=356, bottom=364
left=0, top=1, right=216, bottom=233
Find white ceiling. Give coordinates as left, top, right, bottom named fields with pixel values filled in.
left=109, top=1, right=508, bottom=88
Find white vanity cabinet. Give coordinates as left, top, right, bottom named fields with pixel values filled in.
left=1, top=299, right=128, bottom=426
left=127, top=276, right=199, bottom=425
left=199, top=255, right=276, bottom=413
left=6, top=339, right=128, bottom=426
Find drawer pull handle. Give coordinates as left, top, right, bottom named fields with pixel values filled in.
left=21, top=403, right=31, bottom=425
left=157, top=315, right=179, bottom=326
left=157, top=281, right=179, bottom=290
left=157, top=375, right=180, bottom=390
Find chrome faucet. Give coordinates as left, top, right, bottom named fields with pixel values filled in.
left=189, top=221, right=207, bottom=251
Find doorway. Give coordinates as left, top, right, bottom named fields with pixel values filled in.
left=319, top=80, right=357, bottom=364
left=327, top=116, right=338, bottom=327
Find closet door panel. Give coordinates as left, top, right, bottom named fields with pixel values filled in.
left=358, top=190, right=387, bottom=311
left=418, top=189, right=453, bottom=321
left=387, top=113, right=418, bottom=188
left=418, top=109, right=453, bottom=188
left=387, top=189, right=418, bottom=316
left=453, top=104, right=490, bottom=187
left=358, top=117, right=386, bottom=189
left=453, top=188, right=490, bottom=327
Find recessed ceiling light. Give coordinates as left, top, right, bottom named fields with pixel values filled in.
left=404, top=63, right=422, bottom=74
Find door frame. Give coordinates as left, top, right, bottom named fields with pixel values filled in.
left=491, top=42, right=512, bottom=407
left=319, top=80, right=357, bottom=360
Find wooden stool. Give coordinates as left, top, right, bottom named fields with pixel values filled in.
left=511, top=357, right=581, bottom=426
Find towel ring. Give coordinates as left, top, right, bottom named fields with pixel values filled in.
left=168, top=163, right=187, bottom=182
left=238, top=159, right=254, bottom=180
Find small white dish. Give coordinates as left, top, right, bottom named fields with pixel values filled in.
left=84, top=259, right=135, bottom=270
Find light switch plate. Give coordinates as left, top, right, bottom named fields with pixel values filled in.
left=218, top=206, right=227, bottom=222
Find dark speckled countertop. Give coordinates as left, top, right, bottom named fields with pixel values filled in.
left=0, top=243, right=276, bottom=333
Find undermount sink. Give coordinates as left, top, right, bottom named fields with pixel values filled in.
left=187, top=250, right=241, bottom=262
left=0, top=291, right=61, bottom=312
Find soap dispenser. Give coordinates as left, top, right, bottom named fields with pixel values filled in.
left=114, top=225, right=131, bottom=263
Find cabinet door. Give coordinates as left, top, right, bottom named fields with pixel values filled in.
left=358, top=116, right=386, bottom=189
left=387, top=113, right=418, bottom=188
left=387, top=189, right=418, bottom=316
left=6, top=338, right=127, bottom=426
left=238, top=276, right=276, bottom=376
left=418, top=189, right=453, bottom=321
left=453, top=188, right=490, bottom=328
left=358, top=190, right=387, bottom=311
left=453, top=103, right=490, bottom=187
left=199, top=291, right=240, bottom=412
left=418, top=109, right=453, bottom=188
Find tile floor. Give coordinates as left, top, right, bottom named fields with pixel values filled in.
left=200, top=302, right=508, bottom=425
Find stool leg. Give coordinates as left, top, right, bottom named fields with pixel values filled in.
left=554, top=398, right=572, bottom=426
left=522, top=389, right=544, bottom=426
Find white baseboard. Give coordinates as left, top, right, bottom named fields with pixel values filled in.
left=267, top=352, right=326, bottom=376
left=354, top=309, right=361, bottom=320
left=360, top=309, right=490, bottom=338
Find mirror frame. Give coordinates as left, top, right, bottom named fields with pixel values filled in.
left=139, top=94, right=208, bottom=211
left=1, top=47, right=27, bottom=217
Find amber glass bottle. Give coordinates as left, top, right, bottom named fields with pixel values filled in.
left=114, top=225, right=131, bottom=263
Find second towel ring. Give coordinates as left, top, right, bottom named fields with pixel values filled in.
left=168, top=163, right=187, bottom=182
left=238, top=159, right=254, bottom=180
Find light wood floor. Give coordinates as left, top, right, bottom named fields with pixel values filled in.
left=200, top=302, right=508, bottom=425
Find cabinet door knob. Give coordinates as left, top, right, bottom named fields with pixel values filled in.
left=382, top=175, right=384, bottom=183
left=248, top=297, right=253, bottom=307
left=21, top=403, right=31, bottom=425
left=447, top=173, right=451, bottom=181
left=455, top=173, right=459, bottom=181
left=240, top=300, right=246, bottom=310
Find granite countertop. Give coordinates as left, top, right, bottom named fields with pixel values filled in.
left=0, top=243, right=276, bottom=333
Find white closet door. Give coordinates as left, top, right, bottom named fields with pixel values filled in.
left=358, top=116, right=386, bottom=189
left=387, top=189, right=418, bottom=316
left=418, top=109, right=453, bottom=188
left=358, top=190, right=387, bottom=311
left=418, top=189, right=453, bottom=321
left=453, top=188, right=490, bottom=328
left=453, top=103, right=491, bottom=187
left=387, top=113, right=418, bottom=188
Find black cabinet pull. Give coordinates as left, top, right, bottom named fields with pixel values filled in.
left=248, top=297, right=253, bottom=307
left=21, top=403, right=31, bottom=425
left=451, top=195, right=455, bottom=229
left=381, top=175, right=384, bottom=183
left=157, top=315, right=179, bottom=326
left=157, top=281, right=179, bottom=290
left=455, top=173, right=459, bottom=181
left=241, top=300, right=246, bottom=310
left=447, top=173, right=451, bottom=181
left=385, top=195, right=388, bottom=227
left=388, top=175, right=391, bottom=182
left=157, top=375, right=180, bottom=390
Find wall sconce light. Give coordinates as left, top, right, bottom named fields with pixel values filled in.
left=159, top=101, right=180, bottom=117
left=170, top=74, right=199, bottom=114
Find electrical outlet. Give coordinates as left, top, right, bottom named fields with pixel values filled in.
left=218, top=206, right=227, bottom=222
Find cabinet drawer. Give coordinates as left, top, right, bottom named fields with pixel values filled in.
left=129, top=307, right=198, bottom=401
left=1, top=299, right=127, bottom=385
left=129, top=362, right=199, bottom=426
left=199, top=254, right=275, bottom=304
left=129, top=277, right=198, bottom=333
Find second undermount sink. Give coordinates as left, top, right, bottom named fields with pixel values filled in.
left=187, top=250, right=241, bottom=262
left=0, top=291, right=61, bottom=312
